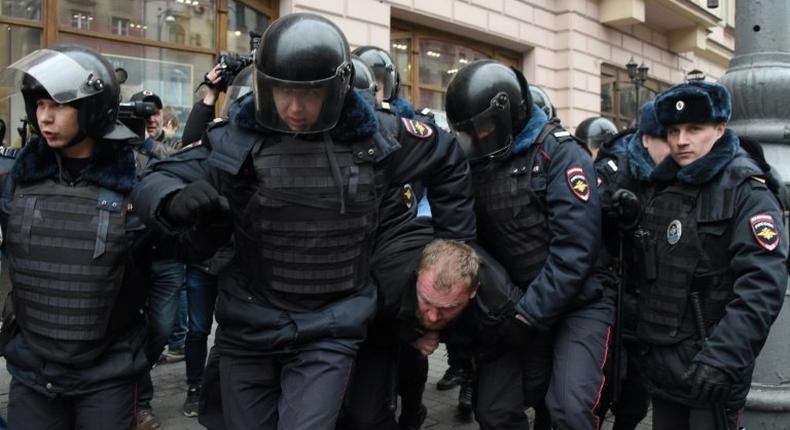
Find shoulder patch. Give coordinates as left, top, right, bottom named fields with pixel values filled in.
left=751, top=213, right=780, bottom=251
left=207, top=118, right=227, bottom=130
left=0, top=146, right=19, bottom=159
left=402, top=184, right=415, bottom=209
left=566, top=166, right=591, bottom=202
left=401, top=118, right=433, bottom=139
left=174, top=140, right=203, bottom=155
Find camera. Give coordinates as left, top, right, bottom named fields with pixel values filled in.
left=217, top=51, right=253, bottom=87
left=214, top=31, right=261, bottom=91
left=118, top=100, right=158, bottom=141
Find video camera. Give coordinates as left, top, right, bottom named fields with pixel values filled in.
left=214, top=31, right=262, bottom=91
left=118, top=100, right=158, bottom=142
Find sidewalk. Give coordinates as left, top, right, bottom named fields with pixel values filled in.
left=0, top=343, right=650, bottom=429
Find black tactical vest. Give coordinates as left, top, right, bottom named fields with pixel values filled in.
left=6, top=181, right=128, bottom=361
left=472, top=126, right=561, bottom=287
left=233, top=133, right=379, bottom=296
left=638, top=183, right=735, bottom=345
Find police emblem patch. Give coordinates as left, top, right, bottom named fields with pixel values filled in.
left=402, top=184, right=415, bottom=209
left=750, top=214, right=779, bottom=251
left=675, top=100, right=685, bottom=111
left=566, top=167, right=590, bottom=201
left=667, top=219, right=682, bottom=245
left=401, top=118, right=433, bottom=139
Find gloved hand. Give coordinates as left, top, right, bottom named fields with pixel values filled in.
left=164, top=180, right=229, bottom=225
left=682, top=362, right=734, bottom=403
left=610, top=188, right=641, bottom=229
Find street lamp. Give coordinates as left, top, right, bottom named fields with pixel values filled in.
left=625, top=56, right=651, bottom=120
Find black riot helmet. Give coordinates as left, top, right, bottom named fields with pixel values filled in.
left=219, top=64, right=253, bottom=119
left=352, top=46, right=398, bottom=101
left=351, top=55, right=377, bottom=97
left=253, top=13, right=353, bottom=133
left=11, top=45, right=133, bottom=142
left=445, top=60, right=532, bottom=160
left=575, top=117, right=618, bottom=151
left=530, top=85, right=556, bottom=120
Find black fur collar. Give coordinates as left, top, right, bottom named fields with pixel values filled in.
left=11, top=136, right=137, bottom=193
left=650, top=128, right=739, bottom=185
left=231, top=90, right=379, bottom=141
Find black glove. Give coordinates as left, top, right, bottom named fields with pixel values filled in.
left=610, top=188, right=641, bottom=229
left=682, top=362, right=734, bottom=403
left=164, top=180, right=229, bottom=225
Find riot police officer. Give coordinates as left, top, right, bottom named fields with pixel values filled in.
left=445, top=60, right=615, bottom=430
left=640, top=80, right=788, bottom=429
left=131, top=13, right=474, bottom=430
left=529, top=85, right=556, bottom=120
left=0, top=46, right=151, bottom=429
left=576, top=116, right=618, bottom=159
left=594, top=100, right=670, bottom=430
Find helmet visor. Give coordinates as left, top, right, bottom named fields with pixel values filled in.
left=0, top=49, right=105, bottom=103
left=254, top=65, right=350, bottom=134
left=220, top=84, right=252, bottom=118
left=450, top=92, right=513, bottom=160
left=371, top=63, right=396, bottom=100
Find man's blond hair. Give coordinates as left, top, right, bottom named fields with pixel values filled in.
left=417, top=239, right=480, bottom=293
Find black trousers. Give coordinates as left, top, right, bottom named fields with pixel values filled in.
left=475, top=315, right=611, bottom=430
left=220, top=349, right=353, bottom=430
left=198, top=346, right=226, bottom=430
left=652, top=397, right=741, bottom=430
left=397, top=342, right=429, bottom=422
left=341, top=342, right=400, bottom=430
left=595, top=340, right=650, bottom=430
left=7, top=378, right=136, bottom=430
left=340, top=341, right=428, bottom=429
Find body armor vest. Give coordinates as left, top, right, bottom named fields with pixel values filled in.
left=6, top=181, right=128, bottom=361
left=234, top=133, right=379, bottom=296
left=638, top=183, right=734, bottom=345
left=472, top=127, right=558, bottom=288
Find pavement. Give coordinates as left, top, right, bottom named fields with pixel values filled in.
left=0, top=343, right=652, bottom=429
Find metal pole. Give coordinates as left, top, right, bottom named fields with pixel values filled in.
left=720, top=1, right=790, bottom=428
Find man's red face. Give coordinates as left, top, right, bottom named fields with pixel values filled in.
left=415, top=270, right=475, bottom=331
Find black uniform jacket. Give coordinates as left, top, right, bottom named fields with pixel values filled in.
left=643, top=130, right=788, bottom=406
left=131, top=91, right=475, bottom=356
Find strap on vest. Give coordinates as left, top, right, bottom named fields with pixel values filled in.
left=206, top=126, right=261, bottom=175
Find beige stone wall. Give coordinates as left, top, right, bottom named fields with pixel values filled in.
left=278, top=0, right=732, bottom=129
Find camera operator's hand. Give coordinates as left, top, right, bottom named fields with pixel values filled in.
left=202, top=64, right=223, bottom=105
left=610, top=188, right=641, bottom=229
left=203, top=62, right=229, bottom=93
left=164, top=180, right=229, bottom=225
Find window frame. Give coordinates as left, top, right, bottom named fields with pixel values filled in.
left=391, top=19, right=522, bottom=110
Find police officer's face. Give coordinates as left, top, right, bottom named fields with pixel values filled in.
left=642, top=134, right=671, bottom=166
left=272, top=86, right=326, bottom=132
left=36, top=98, right=80, bottom=149
left=415, top=270, right=476, bottom=331
left=666, top=122, right=725, bottom=167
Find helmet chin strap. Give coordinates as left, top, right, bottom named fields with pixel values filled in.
left=62, top=130, right=88, bottom=150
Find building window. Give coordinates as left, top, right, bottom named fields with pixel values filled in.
left=391, top=20, right=522, bottom=116
left=70, top=9, right=93, bottom=30
left=1, top=0, right=42, bottom=21
left=0, top=24, right=41, bottom=146
left=227, top=0, right=272, bottom=55
left=111, top=16, right=131, bottom=36
left=600, top=64, right=671, bottom=129
left=60, top=0, right=218, bottom=49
